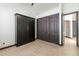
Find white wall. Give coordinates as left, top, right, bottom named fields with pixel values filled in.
left=63, top=3, right=79, bottom=14
left=0, top=3, right=36, bottom=48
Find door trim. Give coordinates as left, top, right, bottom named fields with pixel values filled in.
left=62, top=11, right=78, bottom=46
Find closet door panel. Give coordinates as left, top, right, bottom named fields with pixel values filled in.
left=42, top=17, right=48, bottom=41
left=46, top=17, right=50, bottom=42
left=38, top=17, right=49, bottom=41
left=17, top=15, right=29, bottom=46
left=16, top=14, right=35, bottom=46
left=54, top=14, right=59, bottom=44
left=45, top=17, right=50, bottom=41
left=37, top=13, right=59, bottom=45
left=38, top=19, right=43, bottom=39
left=49, top=13, right=59, bottom=44
left=41, top=19, right=44, bottom=40
left=49, top=15, right=55, bottom=43
left=28, top=20, right=35, bottom=42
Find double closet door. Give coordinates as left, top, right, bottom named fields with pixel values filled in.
left=15, top=13, right=35, bottom=46
left=37, top=17, right=49, bottom=42
left=37, top=13, right=59, bottom=44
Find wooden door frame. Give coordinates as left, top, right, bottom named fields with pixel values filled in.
left=61, top=11, right=78, bottom=46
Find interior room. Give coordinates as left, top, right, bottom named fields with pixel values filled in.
left=0, top=3, right=79, bottom=56
left=63, top=12, right=77, bottom=47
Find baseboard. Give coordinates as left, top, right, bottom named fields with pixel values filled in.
left=0, top=44, right=15, bottom=50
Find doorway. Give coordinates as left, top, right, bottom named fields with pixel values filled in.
left=63, top=12, right=78, bottom=47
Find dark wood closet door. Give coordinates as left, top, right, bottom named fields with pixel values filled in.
left=28, top=20, right=35, bottom=41
left=40, top=19, right=44, bottom=40
left=49, top=15, right=55, bottom=43
left=37, top=17, right=49, bottom=41
left=37, top=13, right=59, bottom=45
left=46, top=16, right=50, bottom=42
left=37, top=18, right=43, bottom=39
left=44, top=17, right=49, bottom=42
left=49, top=13, right=59, bottom=44
left=54, top=14, right=59, bottom=44
left=15, top=14, right=35, bottom=46
left=41, top=17, right=49, bottom=41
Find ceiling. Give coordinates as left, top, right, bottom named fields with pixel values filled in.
left=0, top=3, right=59, bottom=17
left=29, top=3, right=59, bottom=11
left=22, top=3, right=59, bottom=16
left=32, top=3, right=59, bottom=14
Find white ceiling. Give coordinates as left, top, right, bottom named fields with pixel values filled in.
left=22, top=3, right=59, bottom=16
left=0, top=3, right=59, bottom=17
left=29, top=3, right=59, bottom=12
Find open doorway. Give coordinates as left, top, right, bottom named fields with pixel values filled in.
left=63, top=12, right=78, bottom=47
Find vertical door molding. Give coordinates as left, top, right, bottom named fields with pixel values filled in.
left=59, top=3, right=63, bottom=45
left=35, top=18, right=37, bottom=39
left=77, top=11, right=79, bottom=46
